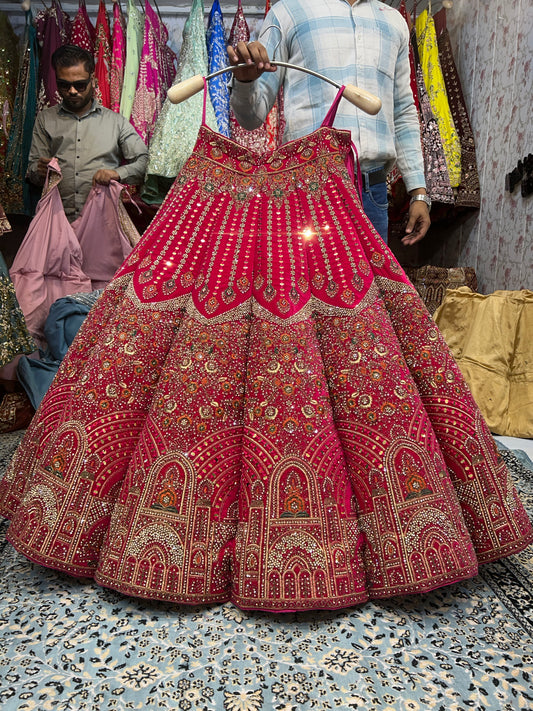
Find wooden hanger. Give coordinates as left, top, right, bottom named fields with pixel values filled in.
left=167, top=63, right=382, bottom=116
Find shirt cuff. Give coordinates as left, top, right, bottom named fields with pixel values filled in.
left=402, top=171, right=427, bottom=194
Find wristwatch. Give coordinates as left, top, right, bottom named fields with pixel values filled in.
left=410, top=193, right=432, bottom=211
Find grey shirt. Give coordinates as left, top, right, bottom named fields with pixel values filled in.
left=27, top=100, right=149, bottom=221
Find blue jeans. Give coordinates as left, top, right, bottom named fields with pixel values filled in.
left=361, top=172, right=388, bottom=243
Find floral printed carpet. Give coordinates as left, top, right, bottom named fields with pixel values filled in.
left=1, top=430, right=532, bottom=711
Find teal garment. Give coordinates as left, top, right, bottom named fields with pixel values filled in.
left=1, top=10, right=39, bottom=215
left=142, top=0, right=217, bottom=205
left=0, top=250, right=36, bottom=368
left=119, top=0, right=144, bottom=122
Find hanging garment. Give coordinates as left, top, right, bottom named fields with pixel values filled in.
left=437, top=27, right=481, bottom=210
left=228, top=0, right=282, bottom=153
left=119, top=0, right=144, bottom=122
left=434, top=288, right=533, bottom=439
left=415, top=63, right=454, bottom=204
left=35, top=0, right=72, bottom=110
left=9, top=159, right=92, bottom=344
left=1, top=88, right=531, bottom=613
left=71, top=179, right=141, bottom=289
left=0, top=13, right=19, bottom=170
left=0, top=205, right=36, bottom=368
left=70, top=0, right=96, bottom=52
left=110, top=0, right=127, bottom=114
left=130, top=0, right=166, bottom=144
left=156, top=11, right=177, bottom=96
left=415, top=9, right=461, bottom=187
left=206, top=0, right=230, bottom=137
left=0, top=9, right=38, bottom=215
left=142, top=0, right=217, bottom=205
left=94, top=0, right=112, bottom=109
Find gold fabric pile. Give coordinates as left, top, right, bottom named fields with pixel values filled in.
left=434, top=288, right=533, bottom=438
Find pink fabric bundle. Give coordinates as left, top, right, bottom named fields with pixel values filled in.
left=10, top=159, right=141, bottom=343
left=10, top=158, right=92, bottom=344
left=72, top=179, right=140, bottom=289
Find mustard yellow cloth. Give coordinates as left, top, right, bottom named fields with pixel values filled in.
left=416, top=9, right=462, bottom=187
left=434, top=288, right=533, bottom=438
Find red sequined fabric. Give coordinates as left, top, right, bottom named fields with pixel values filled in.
left=1, top=119, right=531, bottom=612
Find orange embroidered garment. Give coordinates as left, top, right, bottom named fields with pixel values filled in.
left=1, top=91, right=531, bottom=611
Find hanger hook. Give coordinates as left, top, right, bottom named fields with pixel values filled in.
left=261, top=24, right=282, bottom=62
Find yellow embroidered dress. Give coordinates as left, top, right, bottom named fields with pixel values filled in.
left=416, top=9, right=462, bottom=187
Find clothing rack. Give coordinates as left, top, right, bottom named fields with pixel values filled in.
left=3, top=1, right=452, bottom=19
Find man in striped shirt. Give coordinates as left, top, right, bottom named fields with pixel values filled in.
left=229, top=0, right=430, bottom=245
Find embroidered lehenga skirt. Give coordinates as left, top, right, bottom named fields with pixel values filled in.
left=0, top=119, right=531, bottom=611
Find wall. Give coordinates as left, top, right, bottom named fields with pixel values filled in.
left=428, top=0, right=532, bottom=293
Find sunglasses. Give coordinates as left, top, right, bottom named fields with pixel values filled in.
left=57, top=78, right=92, bottom=93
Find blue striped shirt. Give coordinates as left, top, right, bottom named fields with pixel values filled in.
left=231, top=0, right=425, bottom=191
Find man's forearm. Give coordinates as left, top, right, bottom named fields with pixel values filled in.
left=116, top=152, right=149, bottom=185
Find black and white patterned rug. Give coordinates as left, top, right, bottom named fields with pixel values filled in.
left=1, top=431, right=532, bottom=711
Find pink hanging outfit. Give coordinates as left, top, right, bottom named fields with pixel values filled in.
left=9, top=159, right=92, bottom=345
left=130, top=0, right=166, bottom=144
left=110, top=0, right=127, bottom=114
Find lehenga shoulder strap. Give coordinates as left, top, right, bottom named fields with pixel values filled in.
left=321, top=86, right=363, bottom=198
left=320, top=85, right=345, bottom=129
